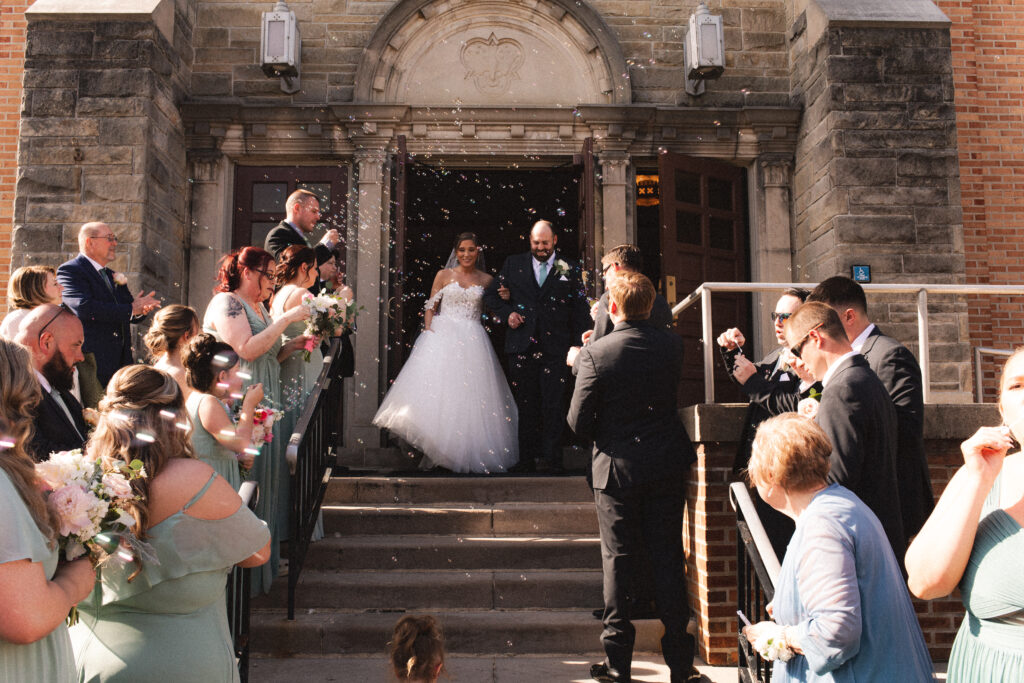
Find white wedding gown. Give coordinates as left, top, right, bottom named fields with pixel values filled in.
left=373, top=282, right=519, bottom=473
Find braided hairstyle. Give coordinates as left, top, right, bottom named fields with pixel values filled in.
left=182, top=333, right=239, bottom=393
left=389, top=615, right=445, bottom=682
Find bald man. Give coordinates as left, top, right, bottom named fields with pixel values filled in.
left=15, top=304, right=89, bottom=461
left=57, top=222, right=160, bottom=386
left=484, top=220, right=591, bottom=472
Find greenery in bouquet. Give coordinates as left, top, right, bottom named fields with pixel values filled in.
left=234, top=402, right=282, bottom=479
left=301, top=292, right=349, bottom=361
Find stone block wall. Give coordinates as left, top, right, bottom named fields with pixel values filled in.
left=685, top=403, right=998, bottom=665
left=0, top=1, right=30, bottom=314
left=190, top=0, right=790, bottom=106
left=14, top=1, right=196, bottom=307
left=788, top=12, right=971, bottom=399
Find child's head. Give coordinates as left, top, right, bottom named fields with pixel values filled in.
left=389, top=615, right=445, bottom=682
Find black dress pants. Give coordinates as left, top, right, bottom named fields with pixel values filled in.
left=508, top=349, right=569, bottom=465
left=594, top=479, right=695, bottom=681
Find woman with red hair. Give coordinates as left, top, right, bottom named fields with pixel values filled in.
left=202, top=247, right=310, bottom=595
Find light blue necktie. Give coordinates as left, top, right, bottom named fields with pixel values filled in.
left=538, top=261, right=548, bottom=286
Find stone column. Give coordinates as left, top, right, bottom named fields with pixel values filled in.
left=599, top=154, right=630, bottom=250
left=750, top=156, right=793, bottom=353
left=350, top=147, right=388, bottom=446
left=186, top=150, right=232, bottom=316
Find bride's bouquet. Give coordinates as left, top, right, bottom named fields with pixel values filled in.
left=300, top=292, right=355, bottom=361
left=35, top=448, right=155, bottom=623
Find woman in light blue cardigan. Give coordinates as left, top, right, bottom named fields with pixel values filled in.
left=742, top=413, right=934, bottom=683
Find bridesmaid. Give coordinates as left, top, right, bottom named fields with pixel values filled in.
left=269, top=245, right=321, bottom=412
left=201, top=247, right=309, bottom=594
left=182, top=333, right=263, bottom=491
left=70, top=366, right=270, bottom=682
left=0, top=338, right=95, bottom=682
left=144, top=304, right=200, bottom=399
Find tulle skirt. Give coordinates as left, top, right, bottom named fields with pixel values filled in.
left=373, top=313, right=518, bottom=473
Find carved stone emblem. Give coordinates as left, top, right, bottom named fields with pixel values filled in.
left=460, top=33, right=524, bottom=95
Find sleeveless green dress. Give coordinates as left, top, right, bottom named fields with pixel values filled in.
left=71, top=473, right=270, bottom=682
left=0, top=470, right=75, bottom=683
left=203, top=293, right=285, bottom=595
left=947, top=473, right=1024, bottom=682
left=187, top=392, right=242, bottom=491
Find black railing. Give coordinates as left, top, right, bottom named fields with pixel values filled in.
left=227, top=480, right=259, bottom=683
left=284, top=337, right=344, bottom=620
left=729, top=482, right=782, bottom=683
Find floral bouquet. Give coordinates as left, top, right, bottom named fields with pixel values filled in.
left=301, top=293, right=351, bottom=361
left=35, top=449, right=154, bottom=623
left=748, top=622, right=795, bottom=663
left=248, top=404, right=282, bottom=451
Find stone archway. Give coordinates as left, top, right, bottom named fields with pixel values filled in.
left=353, top=0, right=631, bottom=105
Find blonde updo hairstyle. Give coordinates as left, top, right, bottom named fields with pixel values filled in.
left=389, top=615, right=445, bottom=682
left=88, top=365, right=195, bottom=541
left=748, top=413, right=832, bottom=492
left=143, top=304, right=200, bottom=359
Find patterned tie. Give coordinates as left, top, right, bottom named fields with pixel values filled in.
left=538, top=261, right=548, bottom=287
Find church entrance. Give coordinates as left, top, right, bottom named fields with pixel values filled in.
left=388, top=161, right=582, bottom=381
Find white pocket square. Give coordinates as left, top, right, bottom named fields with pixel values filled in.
left=560, top=275, right=569, bottom=281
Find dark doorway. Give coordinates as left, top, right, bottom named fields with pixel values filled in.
left=392, top=165, right=581, bottom=372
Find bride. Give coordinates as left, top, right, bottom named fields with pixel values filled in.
left=373, top=232, right=518, bottom=473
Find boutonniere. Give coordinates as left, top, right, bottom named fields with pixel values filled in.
left=112, top=272, right=128, bottom=286
left=552, top=259, right=570, bottom=277
left=797, top=387, right=822, bottom=419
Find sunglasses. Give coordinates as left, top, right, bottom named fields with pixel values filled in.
left=38, top=303, right=72, bottom=340
left=789, top=322, right=824, bottom=359
left=771, top=312, right=792, bottom=323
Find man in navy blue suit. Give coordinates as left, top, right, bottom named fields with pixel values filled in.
left=57, top=222, right=161, bottom=388
left=484, top=220, right=591, bottom=472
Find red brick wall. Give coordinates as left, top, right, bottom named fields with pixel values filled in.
left=0, top=1, right=28, bottom=314
left=937, top=0, right=1024, bottom=401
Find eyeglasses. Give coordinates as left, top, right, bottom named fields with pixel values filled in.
left=789, top=322, right=824, bottom=359
left=38, top=303, right=72, bottom=341
left=91, top=234, right=118, bottom=243
left=771, top=312, right=793, bottom=323
left=255, top=268, right=275, bottom=281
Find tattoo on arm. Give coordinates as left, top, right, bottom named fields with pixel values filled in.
left=225, top=295, right=244, bottom=319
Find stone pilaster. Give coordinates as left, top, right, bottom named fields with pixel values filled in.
left=598, top=153, right=630, bottom=251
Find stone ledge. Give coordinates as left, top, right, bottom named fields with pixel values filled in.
left=25, top=0, right=172, bottom=43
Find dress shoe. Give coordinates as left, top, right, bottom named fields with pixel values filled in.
left=590, top=662, right=628, bottom=682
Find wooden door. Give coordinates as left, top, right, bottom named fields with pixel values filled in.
left=575, top=137, right=597, bottom=298
left=658, top=151, right=749, bottom=407
left=233, top=166, right=348, bottom=257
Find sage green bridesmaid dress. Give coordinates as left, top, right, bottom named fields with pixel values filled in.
left=203, top=293, right=285, bottom=595
left=0, top=470, right=75, bottom=683
left=946, top=473, right=1024, bottom=682
left=187, top=392, right=242, bottom=491
left=71, top=473, right=270, bottom=682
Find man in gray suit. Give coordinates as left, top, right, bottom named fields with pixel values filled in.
left=568, top=272, right=700, bottom=683
left=784, top=302, right=906, bottom=558
left=808, top=276, right=933, bottom=538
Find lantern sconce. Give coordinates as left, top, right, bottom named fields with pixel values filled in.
left=260, top=0, right=301, bottom=94
left=683, top=2, right=725, bottom=97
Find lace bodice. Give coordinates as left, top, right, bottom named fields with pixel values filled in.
left=425, top=282, right=485, bottom=322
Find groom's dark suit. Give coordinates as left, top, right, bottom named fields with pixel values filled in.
left=484, top=252, right=590, bottom=467
left=568, top=320, right=697, bottom=681
left=264, top=220, right=333, bottom=263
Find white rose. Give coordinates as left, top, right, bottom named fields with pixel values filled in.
left=113, top=272, right=128, bottom=286
left=797, top=397, right=820, bottom=420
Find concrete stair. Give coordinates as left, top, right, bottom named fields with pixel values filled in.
left=250, top=475, right=665, bottom=664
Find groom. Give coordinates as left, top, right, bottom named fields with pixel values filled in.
left=485, top=220, right=591, bottom=472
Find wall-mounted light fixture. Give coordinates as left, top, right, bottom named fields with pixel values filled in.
left=261, top=0, right=301, bottom=94
left=683, top=2, right=725, bottom=97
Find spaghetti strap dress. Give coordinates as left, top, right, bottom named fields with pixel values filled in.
left=0, top=469, right=75, bottom=683
left=946, top=472, right=1024, bottom=682
left=187, top=392, right=242, bottom=491
left=71, top=472, right=270, bottom=682
left=203, top=293, right=285, bottom=595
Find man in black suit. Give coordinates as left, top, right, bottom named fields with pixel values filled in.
left=808, top=276, right=934, bottom=539
left=566, top=244, right=673, bottom=370
left=263, top=189, right=340, bottom=263
left=716, top=288, right=814, bottom=559
left=16, top=304, right=89, bottom=461
left=484, top=220, right=591, bottom=472
left=784, top=302, right=906, bottom=558
left=57, top=222, right=161, bottom=387
left=568, top=272, right=699, bottom=683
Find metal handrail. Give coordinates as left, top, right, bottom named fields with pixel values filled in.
left=974, top=346, right=1014, bottom=402
left=284, top=337, right=344, bottom=620
left=672, top=282, right=1024, bottom=404
left=227, top=480, right=259, bottom=683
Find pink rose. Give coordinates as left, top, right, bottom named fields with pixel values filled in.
left=304, top=337, right=316, bottom=352
left=102, top=472, right=134, bottom=502
left=797, top=397, right=820, bottom=420
left=50, top=485, right=98, bottom=537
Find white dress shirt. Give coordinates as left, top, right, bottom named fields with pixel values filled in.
left=850, top=323, right=877, bottom=353
left=822, top=350, right=860, bottom=388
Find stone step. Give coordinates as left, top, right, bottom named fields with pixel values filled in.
left=325, top=475, right=594, bottom=505
left=251, top=609, right=664, bottom=657
left=258, top=569, right=603, bottom=610
left=336, top=447, right=592, bottom=474
left=302, top=535, right=601, bottom=571
left=322, top=502, right=598, bottom=535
